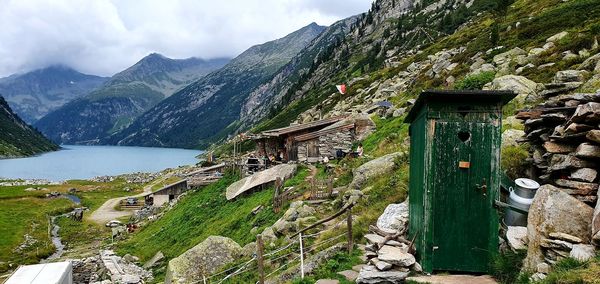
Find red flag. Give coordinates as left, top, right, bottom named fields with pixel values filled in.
left=336, top=84, right=346, bottom=94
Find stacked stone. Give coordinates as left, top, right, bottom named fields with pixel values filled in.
left=531, top=232, right=595, bottom=281
left=517, top=74, right=600, bottom=204
left=356, top=199, right=421, bottom=284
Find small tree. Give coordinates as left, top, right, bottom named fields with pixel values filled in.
left=490, top=21, right=500, bottom=46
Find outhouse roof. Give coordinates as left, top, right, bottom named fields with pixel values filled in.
left=404, top=90, right=516, bottom=123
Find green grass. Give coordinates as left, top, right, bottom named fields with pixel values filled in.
left=501, top=144, right=530, bottom=180
left=291, top=250, right=363, bottom=284
left=0, top=177, right=145, bottom=272
left=285, top=165, right=311, bottom=187
left=492, top=249, right=527, bottom=284
left=455, top=71, right=496, bottom=90
left=537, top=257, right=600, bottom=284
left=361, top=115, right=409, bottom=157
left=0, top=197, right=74, bottom=271
left=116, top=173, right=283, bottom=262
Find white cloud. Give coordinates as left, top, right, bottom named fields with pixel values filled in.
left=0, top=0, right=371, bottom=77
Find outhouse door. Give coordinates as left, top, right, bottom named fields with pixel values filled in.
left=430, top=121, right=497, bottom=272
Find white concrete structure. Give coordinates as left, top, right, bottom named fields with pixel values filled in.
left=5, top=261, right=72, bottom=284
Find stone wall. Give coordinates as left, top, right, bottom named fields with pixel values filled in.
left=297, top=129, right=354, bottom=162
left=517, top=88, right=599, bottom=204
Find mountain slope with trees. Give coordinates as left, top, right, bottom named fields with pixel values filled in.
left=0, top=95, right=58, bottom=158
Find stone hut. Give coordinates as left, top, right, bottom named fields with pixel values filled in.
left=253, top=115, right=375, bottom=163
left=295, top=116, right=375, bottom=162
left=253, top=116, right=347, bottom=161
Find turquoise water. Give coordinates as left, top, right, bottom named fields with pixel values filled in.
left=0, top=145, right=202, bottom=181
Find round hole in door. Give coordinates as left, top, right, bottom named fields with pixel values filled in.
left=458, top=131, right=471, bottom=142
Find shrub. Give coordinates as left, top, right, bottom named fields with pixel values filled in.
left=455, top=71, right=496, bottom=90
left=501, top=144, right=529, bottom=180
left=492, top=249, right=527, bottom=284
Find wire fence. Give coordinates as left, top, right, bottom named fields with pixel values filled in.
left=196, top=206, right=354, bottom=284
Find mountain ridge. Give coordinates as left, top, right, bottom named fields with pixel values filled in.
left=35, top=54, right=230, bottom=144
left=107, top=22, right=327, bottom=148
left=0, top=65, right=108, bottom=123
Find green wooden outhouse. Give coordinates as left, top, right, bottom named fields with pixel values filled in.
left=404, top=90, right=516, bottom=273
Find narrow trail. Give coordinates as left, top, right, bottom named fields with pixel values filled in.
left=88, top=175, right=171, bottom=224
left=305, top=164, right=318, bottom=182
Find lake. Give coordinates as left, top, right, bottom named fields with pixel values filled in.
left=0, top=145, right=203, bottom=181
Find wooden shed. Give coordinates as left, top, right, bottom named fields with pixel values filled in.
left=144, top=180, right=188, bottom=207
left=253, top=116, right=347, bottom=161
left=404, top=90, right=515, bottom=273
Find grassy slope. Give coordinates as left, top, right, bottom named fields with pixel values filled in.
left=0, top=178, right=144, bottom=272
left=0, top=197, right=73, bottom=270
left=116, top=173, right=283, bottom=262
left=0, top=96, right=58, bottom=158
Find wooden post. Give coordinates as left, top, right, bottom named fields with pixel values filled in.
left=257, top=235, right=265, bottom=284
left=347, top=208, right=353, bottom=254
left=299, top=233, right=305, bottom=279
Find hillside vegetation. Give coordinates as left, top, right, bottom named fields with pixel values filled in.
left=183, top=0, right=600, bottom=282
left=0, top=95, right=58, bottom=158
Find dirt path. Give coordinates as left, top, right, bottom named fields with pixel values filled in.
left=88, top=175, right=171, bottom=224
left=305, top=164, right=318, bottom=181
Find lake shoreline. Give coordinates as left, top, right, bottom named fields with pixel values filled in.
left=0, top=145, right=203, bottom=181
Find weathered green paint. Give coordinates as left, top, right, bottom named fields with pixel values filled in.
left=405, top=90, right=515, bottom=273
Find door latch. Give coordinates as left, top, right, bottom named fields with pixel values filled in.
left=475, top=178, right=487, bottom=196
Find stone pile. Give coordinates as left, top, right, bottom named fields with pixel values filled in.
left=530, top=232, right=595, bottom=281
left=517, top=85, right=600, bottom=204
left=72, top=250, right=152, bottom=284
left=356, top=199, right=420, bottom=284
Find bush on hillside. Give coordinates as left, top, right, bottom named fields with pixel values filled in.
left=455, top=71, right=496, bottom=90
left=501, top=144, right=529, bottom=180
left=492, top=249, right=527, bottom=284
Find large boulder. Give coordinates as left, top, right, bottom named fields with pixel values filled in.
left=376, top=199, right=409, bottom=233
left=554, top=70, right=588, bottom=84
left=484, top=75, right=542, bottom=104
left=523, top=185, right=593, bottom=270
left=350, top=152, right=404, bottom=190
left=165, top=236, right=242, bottom=284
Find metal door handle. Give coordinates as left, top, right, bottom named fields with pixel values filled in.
left=475, top=179, right=487, bottom=196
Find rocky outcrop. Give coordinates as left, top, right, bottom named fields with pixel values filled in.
left=484, top=75, right=542, bottom=104
left=357, top=197, right=417, bottom=283
left=165, top=236, right=242, bottom=284
left=376, top=199, right=409, bottom=233
left=226, top=164, right=297, bottom=200
left=72, top=250, right=152, bottom=284
left=349, top=152, right=404, bottom=190
left=270, top=201, right=317, bottom=235
left=523, top=185, right=593, bottom=271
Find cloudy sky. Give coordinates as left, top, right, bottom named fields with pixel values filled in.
left=0, top=0, right=372, bottom=77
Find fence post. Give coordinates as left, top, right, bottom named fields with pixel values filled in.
left=347, top=208, right=353, bottom=254
left=257, top=234, right=265, bottom=284
left=299, top=233, right=305, bottom=279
